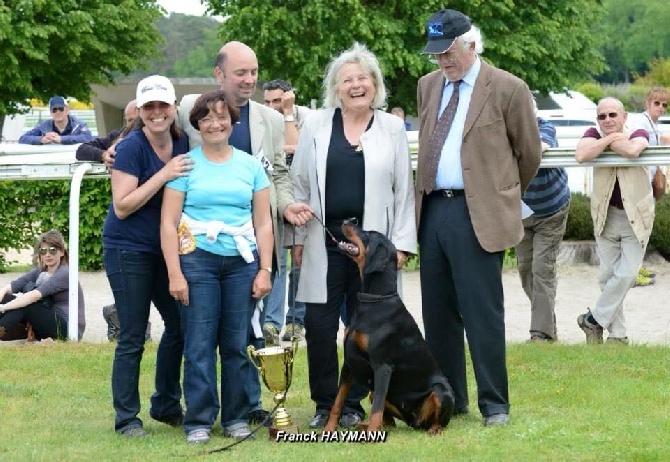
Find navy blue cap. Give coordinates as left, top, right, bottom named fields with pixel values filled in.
left=49, top=96, right=67, bottom=110
left=422, top=9, right=472, bottom=54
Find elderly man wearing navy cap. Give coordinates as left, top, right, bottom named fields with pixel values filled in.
left=18, top=96, right=94, bottom=145
left=415, top=9, right=541, bottom=426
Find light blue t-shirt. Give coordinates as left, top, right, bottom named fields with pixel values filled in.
left=166, top=146, right=270, bottom=256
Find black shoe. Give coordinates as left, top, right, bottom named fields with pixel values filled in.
left=308, top=414, right=329, bottom=429
left=102, top=304, right=120, bottom=342
left=453, top=405, right=470, bottom=416
left=150, top=412, right=183, bottom=427
left=249, top=409, right=272, bottom=427
left=528, top=331, right=554, bottom=342
left=483, top=413, right=510, bottom=427
left=339, top=413, right=363, bottom=429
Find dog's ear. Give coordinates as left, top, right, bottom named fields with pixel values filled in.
left=364, top=232, right=394, bottom=275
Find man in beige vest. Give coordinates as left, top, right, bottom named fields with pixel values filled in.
left=575, top=97, right=652, bottom=345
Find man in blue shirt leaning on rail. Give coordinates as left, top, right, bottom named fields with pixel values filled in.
left=18, top=96, right=94, bottom=145
left=514, top=106, right=570, bottom=343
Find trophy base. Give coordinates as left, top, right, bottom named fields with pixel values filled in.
left=269, top=424, right=300, bottom=441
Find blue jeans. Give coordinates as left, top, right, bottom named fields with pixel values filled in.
left=180, top=248, right=257, bottom=432
left=104, top=249, right=183, bottom=432
left=266, top=220, right=306, bottom=329
left=286, top=261, right=306, bottom=328
left=264, top=244, right=287, bottom=329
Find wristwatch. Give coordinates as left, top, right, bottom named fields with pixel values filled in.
left=284, top=115, right=295, bottom=122
left=261, top=266, right=272, bottom=274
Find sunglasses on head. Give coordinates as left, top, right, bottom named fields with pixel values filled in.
left=597, top=112, right=619, bottom=121
left=39, top=246, right=59, bottom=256
left=653, top=101, right=668, bottom=108
left=51, top=107, right=65, bottom=113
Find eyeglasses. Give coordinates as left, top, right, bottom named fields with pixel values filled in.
left=653, top=101, right=668, bottom=108
left=429, top=48, right=463, bottom=65
left=597, top=112, right=619, bottom=121
left=51, top=107, right=65, bottom=113
left=39, top=247, right=59, bottom=256
left=199, top=115, right=229, bottom=127
left=428, top=42, right=465, bottom=64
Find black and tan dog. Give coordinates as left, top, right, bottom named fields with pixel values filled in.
left=324, top=222, right=455, bottom=434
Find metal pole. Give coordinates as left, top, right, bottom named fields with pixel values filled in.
left=68, top=163, right=92, bottom=341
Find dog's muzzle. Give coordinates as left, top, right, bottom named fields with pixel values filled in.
left=338, top=241, right=359, bottom=256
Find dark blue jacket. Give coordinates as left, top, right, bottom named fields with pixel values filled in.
left=18, top=115, right=94, bottom=145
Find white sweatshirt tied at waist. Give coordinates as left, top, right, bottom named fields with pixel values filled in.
left=180, top=213, right=257, bottom=263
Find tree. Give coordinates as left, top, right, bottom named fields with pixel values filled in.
left=0, top=0, right=163, bottom=134
left=595, top=0, right=670, bottom=83
left=206, top=0, right=605, bottom=114
left=145, top=13, right=221, bottom=78
left=635, top=59, right=670, bottom=87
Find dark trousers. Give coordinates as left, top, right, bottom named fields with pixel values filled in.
left=0, top=294, right=66, bottom=340
left=104, top=249, right=184, bottom=432
left=304, top=249, right=367, bottom=417
left=419, top=194, right=510, bottom=417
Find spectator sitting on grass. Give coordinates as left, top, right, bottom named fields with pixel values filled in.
left=0, top=229, right=86, bottom=341
left=19, top=96, right=94, bottom=145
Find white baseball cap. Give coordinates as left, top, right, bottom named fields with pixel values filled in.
left=136, top=75, right=176, bottom=107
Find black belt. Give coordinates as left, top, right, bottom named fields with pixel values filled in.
left=428, top=189, right=465, bottom=198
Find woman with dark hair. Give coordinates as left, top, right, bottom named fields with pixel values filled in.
left=161, top=89, right=273, bottom=444
left=104, top=75, right=192, bottom=438
left=0, top=229, right=85, bottom=341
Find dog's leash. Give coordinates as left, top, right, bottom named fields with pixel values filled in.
left=311, top=214, right=359, bottom=256
left=200, top=399, right=282, bottom=455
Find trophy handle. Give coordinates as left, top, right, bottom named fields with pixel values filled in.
left=247, top=345, right=262, bottom=371
left=288, top=337, right=299, bottom=364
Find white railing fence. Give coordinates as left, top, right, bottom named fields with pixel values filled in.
left=2, top=140, right=670, bottom=341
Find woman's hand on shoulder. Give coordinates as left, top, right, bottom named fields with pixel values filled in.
left=162, top=153, right=193, bottom=182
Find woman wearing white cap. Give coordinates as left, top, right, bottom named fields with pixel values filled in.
left=103, top=75, right=193, bottom=437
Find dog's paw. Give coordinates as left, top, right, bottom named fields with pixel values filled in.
left=323, top=422, right=337, bottom=433
left=427, top=424, right=443, bottom=435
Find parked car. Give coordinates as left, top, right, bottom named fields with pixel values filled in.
left=533, top=90, right=596, bottom=111
left=537, top=109, right=596, bottom=148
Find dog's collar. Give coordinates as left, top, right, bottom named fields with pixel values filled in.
left=357, top=292, right=399, bottom=303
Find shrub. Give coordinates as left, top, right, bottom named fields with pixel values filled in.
left=576, top=82, right=604, bottom=104
left=601, top=84, right=649, bottom=112
left=0, top=179, right=110, bottom=272
left=649, top=194, right=670, bottom=258
left=564, top=192, right=594, bottom=241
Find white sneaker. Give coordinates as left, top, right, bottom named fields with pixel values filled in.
left=224, top=425, right=255, bottom=441
left=186, top=428, right=211, bottom=444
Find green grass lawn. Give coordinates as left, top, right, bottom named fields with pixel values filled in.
left=1, top=342, right=668, bottom=461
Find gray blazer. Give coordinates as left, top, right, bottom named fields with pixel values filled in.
left=178, top=95, right=294, bottom=262
left=291, top=108, right=417, bottom=304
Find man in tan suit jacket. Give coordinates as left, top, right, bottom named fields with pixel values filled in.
left=416, top=9, right=541, bottom=427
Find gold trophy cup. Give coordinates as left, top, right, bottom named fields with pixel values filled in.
left=247, top=337, right=300, bottom=439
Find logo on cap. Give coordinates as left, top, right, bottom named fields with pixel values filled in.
left=140, top=83, right=169, bottom=94
left=428, top=21, right=444, bottom=38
